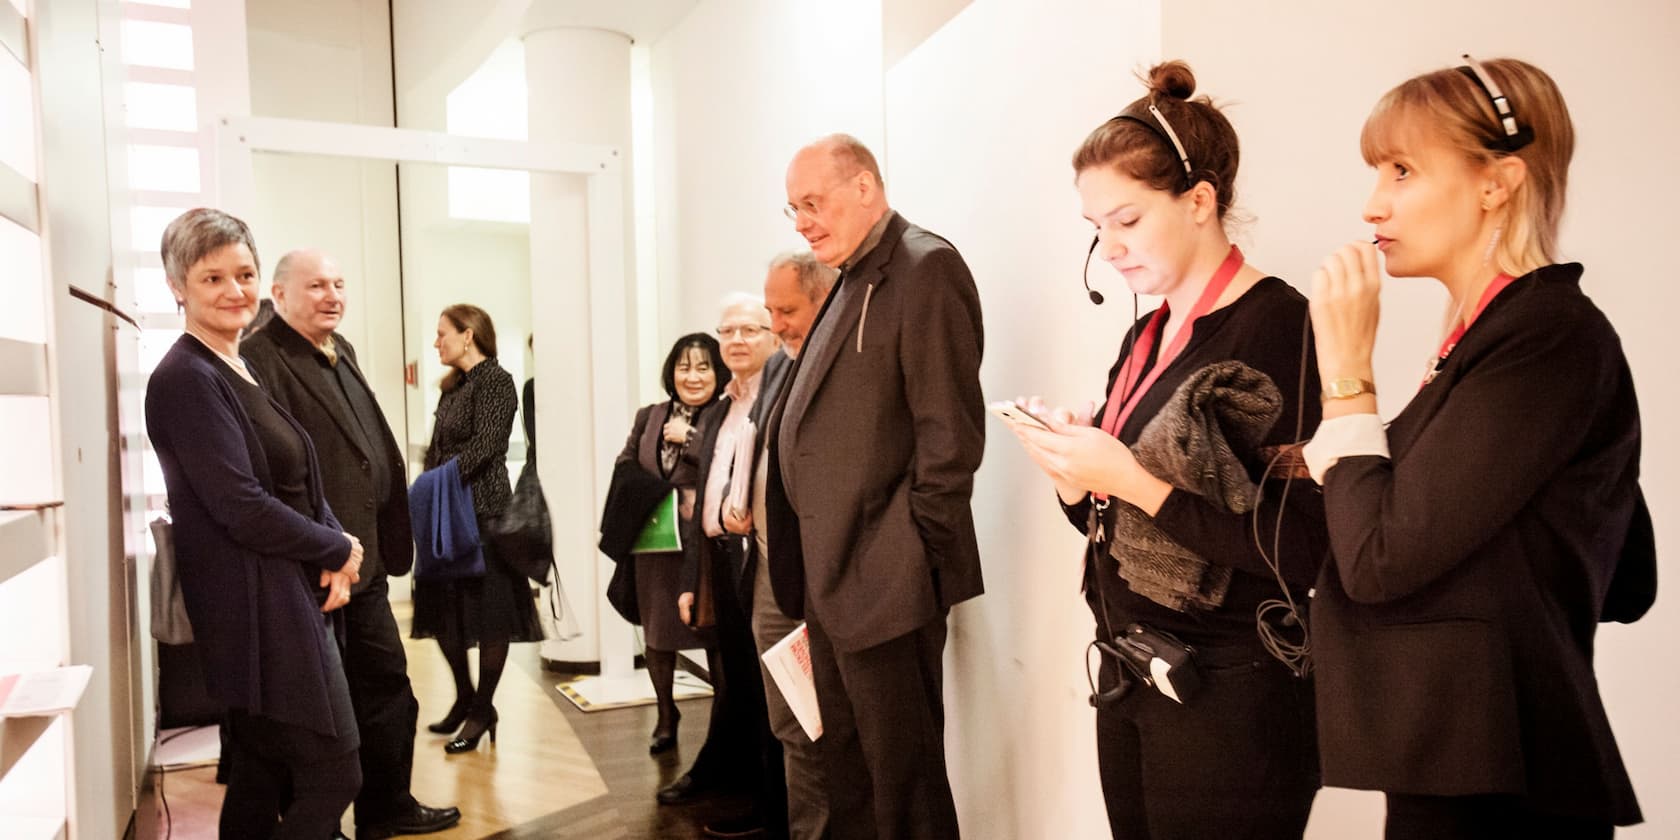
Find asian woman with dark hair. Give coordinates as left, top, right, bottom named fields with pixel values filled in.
left=615, top=333, right=731, bottom=753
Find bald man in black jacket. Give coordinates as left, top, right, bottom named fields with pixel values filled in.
left=242, top=249, right=460, bottom=840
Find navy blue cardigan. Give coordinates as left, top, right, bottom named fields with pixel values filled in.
left=145, top=334, right=354, bottom=737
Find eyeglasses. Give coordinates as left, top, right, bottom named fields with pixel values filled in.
left=782, top=176, right=854, bottom=221
left=716, top=324, right=769, bottom=340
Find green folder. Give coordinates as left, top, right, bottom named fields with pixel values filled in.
left=631, top=490, right=682, bottom=554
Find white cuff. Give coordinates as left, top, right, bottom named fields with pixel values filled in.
left=1303, top=413, right=1390, bottom=484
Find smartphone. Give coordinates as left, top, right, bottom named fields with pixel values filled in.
left=988, top=400, right=1052, bottom=431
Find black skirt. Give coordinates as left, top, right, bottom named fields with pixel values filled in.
left=410, top=516, right=545, bottom=646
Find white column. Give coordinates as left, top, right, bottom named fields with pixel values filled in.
left=523, top=25, right=639, bottom=678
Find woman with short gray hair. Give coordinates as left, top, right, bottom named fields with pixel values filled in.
left=145, top=207, right=365, bottom=838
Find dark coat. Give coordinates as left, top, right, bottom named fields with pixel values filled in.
left=241, top=317, right=412, bottom=585
left=598, top=400, right=709, bottom=563
left=1313, top=264, right=1654, bottom=825
left=145, top=335, right=353, bottom=736
left=766, top=212, right=986, bottom=652
left=424, top=359, right=518, bottom=519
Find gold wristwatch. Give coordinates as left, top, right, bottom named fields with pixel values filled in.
left=1322, top=377, right=1377, bottom=401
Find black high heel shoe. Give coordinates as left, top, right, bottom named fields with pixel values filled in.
left=427, top=697, right=473, bottom=734
left=648, top=709, right=680, bottom=755
left=445, top=707, right=498, bottom=754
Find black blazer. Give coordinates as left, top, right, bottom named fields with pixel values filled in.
left=241, top=318, right=413, bottom=584
left=766, top=212, right=986, bottom=652
left=145, top=335, right=354, bottom=736
left=1313, top=264, right=1653, bottom=825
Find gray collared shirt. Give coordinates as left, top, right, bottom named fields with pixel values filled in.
left=838, top=210, right=893, bottom=273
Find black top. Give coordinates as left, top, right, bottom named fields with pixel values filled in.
left=426, top=359, right=519, bottom=518
left=222, top=366, right=315, bottom=520
left=328, top=356, right=394, bottom=505
left=1312, top=264, right=1651, bottom=823
left=239, top=318, right=415, bottom=584
left=1064, top=277, right=1326, bottom=649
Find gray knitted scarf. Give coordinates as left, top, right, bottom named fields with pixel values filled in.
left=1107, top=360, right=1282, bottom=612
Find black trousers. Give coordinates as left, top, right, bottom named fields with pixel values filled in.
left=806, top=612, right=958, bottom=840
left=688, top=543, right=788, bottom=837
left=219, top=709, right=360, bottom=840
left=1094, top=648, right=1319, bottom=840
left=342, top=576, right=422, bottom=826
left=1384, top=793, right=1614, bottom=840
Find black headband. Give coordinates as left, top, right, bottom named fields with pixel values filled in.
left=1456, top=55, right=1534, bottom=152
left=1115, top=101, right=1194, bottom=189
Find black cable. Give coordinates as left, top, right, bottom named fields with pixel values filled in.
left=386, top=0, right=413, bottom=453
left=157, top=723, right=211, bottom=745
left=159, top=763, right=172, bottom=840
left=154, top=723, right=214, bottom=838
left=1249, top=309, right=1315, bottom=676
left=1086, top=293, right=1142, bottom=694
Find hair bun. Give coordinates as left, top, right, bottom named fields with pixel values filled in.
left=1144, top=60, right=1197, bottom=100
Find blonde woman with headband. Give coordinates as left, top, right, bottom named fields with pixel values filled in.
left=1303, top=56, right=1655, bottom=838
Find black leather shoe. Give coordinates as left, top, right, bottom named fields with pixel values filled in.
left=702, top=815, right=766, bottom=838
left=426, top=697, right=473, bottom=734
left=358, top=803, right=463, bottom=839
left=648, top=730, right=677, bottom=755
left=649, top=709, right=680, bottom=754
left=655, top=773, right=714, bottom=805
left=445, top=707, right=498, bottom=754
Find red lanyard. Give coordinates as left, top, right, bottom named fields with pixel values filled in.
left=1421, top=272, right=1515, bottom=388
left=1100, top=245, right=1245, bottom=440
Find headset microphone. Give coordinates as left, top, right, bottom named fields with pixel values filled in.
left=1082, top=234, right=1105, bottom=305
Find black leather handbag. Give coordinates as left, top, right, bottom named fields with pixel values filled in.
left=606, top=559, right=639, bottom=624
left=488, top=459, right=554, bottom=585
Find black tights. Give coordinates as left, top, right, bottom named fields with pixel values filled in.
left=437, top=634, right=509, bottom=723
left=645, top=646, right=680, bottom=734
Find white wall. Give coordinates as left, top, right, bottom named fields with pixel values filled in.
left=649, top=0, right=884, bottom=345
left=245, top=0, right=408, bottom=461
left=652, top=0, right=1680, bottom=836
left=392, top=12, right=534, bottom=473
left=883, top=1, right=1157, bottom=835
left=33, top=2, right=136, bottom=836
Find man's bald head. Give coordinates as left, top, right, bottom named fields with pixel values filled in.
left=270, top=248, right=346, bottom=347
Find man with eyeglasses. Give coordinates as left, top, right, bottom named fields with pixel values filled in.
left=665, top=293, right=790, bottom=839
left=763, top=134, right=985, bottom=838
left=693, top=252, right=839, bottom=840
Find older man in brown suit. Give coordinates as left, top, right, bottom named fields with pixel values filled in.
left=763, top=134, right=986, bottom=839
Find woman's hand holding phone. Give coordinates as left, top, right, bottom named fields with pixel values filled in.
left=999, top=396, right=1093, bottom=504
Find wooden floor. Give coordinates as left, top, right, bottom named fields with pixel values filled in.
left=144, top=623, right=751, bottom=839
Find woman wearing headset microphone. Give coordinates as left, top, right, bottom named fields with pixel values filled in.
left=1303, top=56, right=1655, bottom=839
left=1008, top=60, right=1326, bottom=839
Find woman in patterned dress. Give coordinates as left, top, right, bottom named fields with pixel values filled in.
left=410, top=303, right=544, bottom=753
